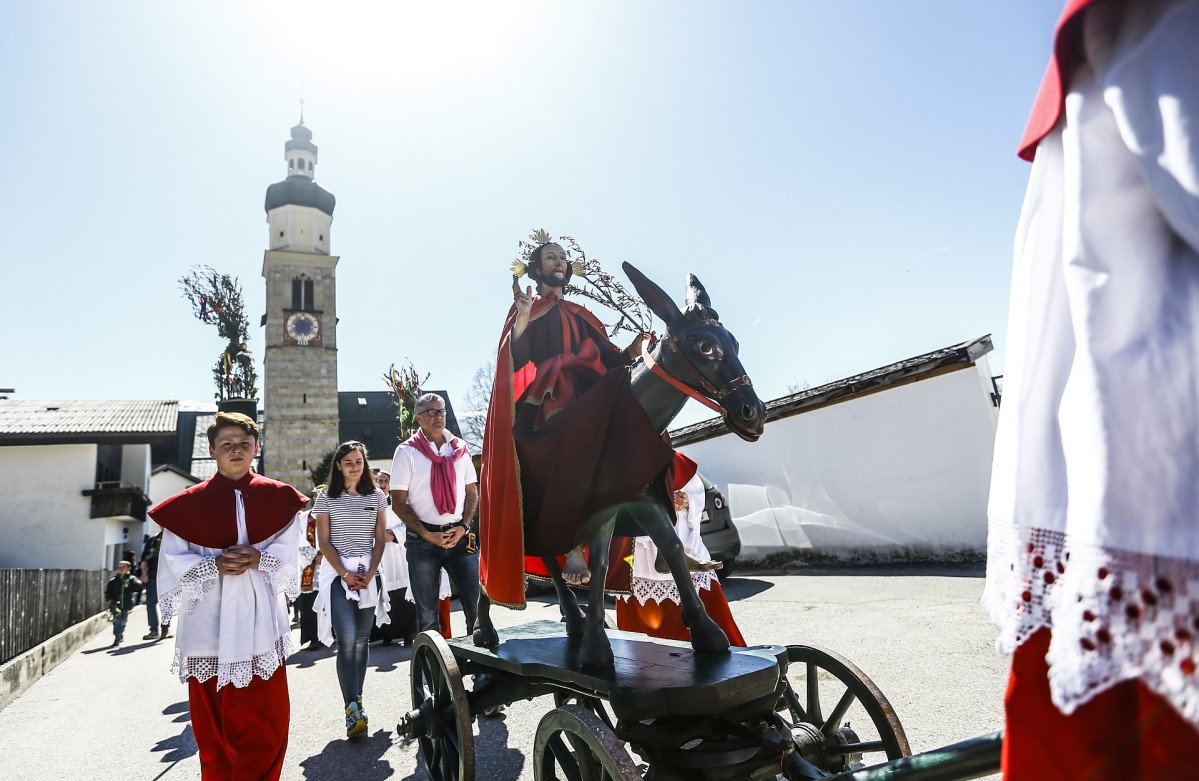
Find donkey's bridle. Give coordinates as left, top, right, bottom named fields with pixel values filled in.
left=641, top=321, right=753, bottom=415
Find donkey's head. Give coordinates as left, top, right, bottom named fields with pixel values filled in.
left=624, top=261, right=766, bottom=442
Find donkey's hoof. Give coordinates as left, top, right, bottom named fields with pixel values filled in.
left=473, top=626, right=499, bottom=648
left=560, top=605, right=587, bottom=638
left=689, top=616, right=731, bottom=654
left=579, top=634, right=614, bottom=668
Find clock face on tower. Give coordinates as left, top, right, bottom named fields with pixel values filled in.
left=284, top=311, right=321, bottom=346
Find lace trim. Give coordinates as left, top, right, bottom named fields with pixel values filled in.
left=172, top=634, right=293, bottom=690
left=258, top=551, right=298, bottom=601
left=159, top=557, right=219, bottom=625
left=983, top=522, right=1199, bottom=727
left=626, top=571, right=717, bottom=606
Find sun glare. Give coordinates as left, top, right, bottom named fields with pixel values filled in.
left=256, top=2, right=536, bottom=94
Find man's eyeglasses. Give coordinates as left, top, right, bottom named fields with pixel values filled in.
left=420, top=409, right=447, bottom=418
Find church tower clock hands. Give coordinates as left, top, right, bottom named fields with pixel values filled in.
left=261, top=116, right=340, bottom=489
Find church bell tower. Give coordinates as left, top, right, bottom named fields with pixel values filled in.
left=261, top=117, right=339, bottom=490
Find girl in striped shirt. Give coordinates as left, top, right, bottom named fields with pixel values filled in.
left=313, top=440, right=388, bottom=739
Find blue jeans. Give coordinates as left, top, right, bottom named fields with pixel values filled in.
left=406, top=533, right=480, bottom=636
left=328, top=579, right=379, bottom=707
left=112, top=609, right=128, bottom=641
left=145, top=576, right=169, bottom=632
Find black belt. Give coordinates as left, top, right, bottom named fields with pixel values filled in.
left=420, top=520, right=465, bottom=531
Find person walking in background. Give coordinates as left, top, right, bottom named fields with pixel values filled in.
left=312, top=441, right=389, bottom=739
left=139, top=530, right=170, bottom=641
left=105, top=560, right=141, bottom=647
left=149, top=412, right=308, bottom=781
left=390, top=393, right=480, bottom=638
left=121, top=550, right=142, bottom=604
left=616, top=453, right=745, bottom=646
left=982, top=1, right=1199, bottom=778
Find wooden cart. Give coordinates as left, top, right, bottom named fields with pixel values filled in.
left=396, top=618, right=1000, bottom=780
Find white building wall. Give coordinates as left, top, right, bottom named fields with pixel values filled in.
left=679, top=358, right=999, bottom=563
left=147, top=470, right=199, bottom=535
left=0, top=444, right=107, bottom=569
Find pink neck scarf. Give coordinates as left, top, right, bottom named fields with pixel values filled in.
left=407, top=429, right=468, bottom=515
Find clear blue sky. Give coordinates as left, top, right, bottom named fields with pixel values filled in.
left=1, top=1, right=1058, bottom=429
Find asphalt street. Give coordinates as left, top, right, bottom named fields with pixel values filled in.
left=0, top=565, right=1006, bottom=780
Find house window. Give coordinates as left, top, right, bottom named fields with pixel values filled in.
left=95, top=444, right=121, bottom=484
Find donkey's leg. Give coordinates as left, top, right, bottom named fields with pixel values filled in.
left=580, top=519, right=616, bottom=668
left=640, top=505, right=730, bottom=654
left=542, top=556, right=587, bottom=637
left=472, top=591, right=499, bottom=648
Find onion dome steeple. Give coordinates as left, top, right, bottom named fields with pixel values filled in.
left=264, top=116, right=336, bottom=253
left=264, top=119, right=336, bottom=217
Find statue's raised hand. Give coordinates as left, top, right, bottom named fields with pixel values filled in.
left=512, top=275, right=533, bottom=317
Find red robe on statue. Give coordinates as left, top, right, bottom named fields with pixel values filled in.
left=480, top=295, right=674, bottom=608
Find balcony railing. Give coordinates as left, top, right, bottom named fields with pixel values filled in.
left=81, top=480, right=149, bottom=520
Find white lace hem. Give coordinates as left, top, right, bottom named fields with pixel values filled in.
left=623, top=571, right=717, bottom=605
left=983, top=521, right=1199, bottom=727
left=172, top=634, right=293, bottom=690
left=258, top=551, right=298, bottom=601
left=159, top=557, right=219, bottom=625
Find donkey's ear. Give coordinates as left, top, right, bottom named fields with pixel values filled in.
left=623, top=261, right=679, bottom=326
left=685, top=274, right=711, bottom=308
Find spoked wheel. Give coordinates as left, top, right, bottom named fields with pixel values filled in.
left=553, top=690, right=617, bottom=732
left=407, top=631, right=475, bottom=781
left=534, top=704, right=642, bottom=781
left=780, top=644, right=910, bottom=774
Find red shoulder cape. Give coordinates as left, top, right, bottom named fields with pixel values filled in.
left=149, top=471, right=309, bottom=549
left=1018, top=0, right=1105, bottom=161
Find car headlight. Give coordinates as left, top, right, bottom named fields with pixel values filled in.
left=714, top=496, right=724, bottom=509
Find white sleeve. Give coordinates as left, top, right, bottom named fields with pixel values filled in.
left=391, top=446, right=414, bottom=491
left=157, top=529, right=219, bottom=624
left=257, top=513, right=303, bottom=600
left=385, top=506, right=405, bottom=535
left=678, top=475, right=707, bottom=557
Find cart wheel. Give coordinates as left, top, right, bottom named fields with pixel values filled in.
left=409, top=631, right=475, bottom=781
left=780, top=645, right=910, bottom=773
left=534, top=704, right=642, bottom=781
left=553, top=690, right=616, bottom=732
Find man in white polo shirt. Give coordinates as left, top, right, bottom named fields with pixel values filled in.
left=390, top=392, right=480, bottom=636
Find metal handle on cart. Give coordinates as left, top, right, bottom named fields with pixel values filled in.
left=815, top=731, right=1002, bottom=781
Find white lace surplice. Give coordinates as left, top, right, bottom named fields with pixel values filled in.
left=982, top=0, right=1199, bottom=728
left=158, top=493, right=302, bottom=690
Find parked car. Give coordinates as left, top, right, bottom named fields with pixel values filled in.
left=697, top=473, right=740, bottom=579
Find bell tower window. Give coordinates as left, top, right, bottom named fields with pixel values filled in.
left=292, top=276, right=315, bottom=311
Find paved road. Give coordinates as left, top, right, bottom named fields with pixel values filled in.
left=0, top=565, right=1006, bottom=780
